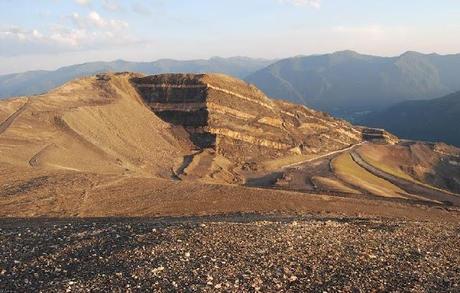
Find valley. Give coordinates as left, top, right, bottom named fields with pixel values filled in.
left=359, top=91, right=460, bottom=147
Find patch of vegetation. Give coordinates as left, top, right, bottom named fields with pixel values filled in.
left=357, top=151, right=414, bottom=182
left=332, top=153, right=406, bottom=198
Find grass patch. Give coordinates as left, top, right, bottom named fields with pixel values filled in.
left=332, top=153, right=407, bottom=198
left=357, top=150, right=414, bottom=182
left=357, top=148, right=458, bottom=196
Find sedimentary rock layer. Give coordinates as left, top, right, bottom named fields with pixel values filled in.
left=131, top=73, right=363, bottom=161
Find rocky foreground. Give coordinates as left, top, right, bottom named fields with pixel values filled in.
left=1, top=215, right=459, bottom=292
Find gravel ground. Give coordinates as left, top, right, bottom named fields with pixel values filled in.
left=0, top=215, right=459, bottom=292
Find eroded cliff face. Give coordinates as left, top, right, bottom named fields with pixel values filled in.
left=131, top=73, right=362, bottom=163
left=359, top=127, right=400, bottom=145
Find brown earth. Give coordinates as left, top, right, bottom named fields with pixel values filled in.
left=1, top=216, right=459, bottom=292
left=2, top=164, right=459, bottom=222
left=1, top=72, right=460, bottom=292
left=356, top=142, right=460, bottom=193
left=0, top=72, right=459, bottom=220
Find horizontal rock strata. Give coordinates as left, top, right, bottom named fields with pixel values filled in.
left=131, top=74, right=363, bottom=162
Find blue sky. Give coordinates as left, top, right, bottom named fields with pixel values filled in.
left=0, top=0, right=459, bottom=74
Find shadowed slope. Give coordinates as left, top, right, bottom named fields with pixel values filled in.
left=246, top=51, right=460, bottom=117
left=358, top=91, right=460, bottom=147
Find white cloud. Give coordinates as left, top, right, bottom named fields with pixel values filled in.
left=102, top=0, right=121, bottom=12
left=0, top=10, right=132, bottom=57
left=0, top=26, right=73, bottom=56
left=75, top=0, right=122, bottom=11
left=278, top=0, right=321, bottom=8
left=71, top=11, right=128, bottom=30
left=75, top=0, right=91, bottom=5
left=0, top=27, right=36, bottom=40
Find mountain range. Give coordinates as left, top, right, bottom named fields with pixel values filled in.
left=2, top=51, right=460, bottom=147
left=0, top=57, right=275, bottom=99
left=246, top=50, right=460, bottom=118
left=4, top=51, right=460, bottom=119
left=359, top=91, right=460, bottom=146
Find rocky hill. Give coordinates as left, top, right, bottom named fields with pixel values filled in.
left=131, top=73, right=362, bottom=163
left=0, top=73, right=361, bottom=183
left=0, top=72, right=189, bottom=179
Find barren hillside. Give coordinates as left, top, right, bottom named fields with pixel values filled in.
left=0, top=72, right=459, bottom=218
left=0, top=73, right=190, bottom=178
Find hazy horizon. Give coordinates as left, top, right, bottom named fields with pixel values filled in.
left=2, top=49, right=460, bottom=76
left=1, top=0, right=460, bottom=74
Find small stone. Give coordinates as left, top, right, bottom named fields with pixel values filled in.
left=152, top=266, right=164, bottom=274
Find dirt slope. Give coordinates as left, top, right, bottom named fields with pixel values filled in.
left=356, top=142, right=460, bottom=193
left=1, top=72, right=459, bottom=293
left=1, top=72, right=459, bottom=218
left=0, top=73, right=187, bottom=177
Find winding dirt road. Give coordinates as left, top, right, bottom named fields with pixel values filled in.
left=285, top=142, right=366, bottom=169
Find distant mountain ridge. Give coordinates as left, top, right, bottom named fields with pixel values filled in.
left=0, top=57, right=275, bottom=99
left=245, top=50, right=460, bottom=118
left=4, top=50, right=460, bottom=123
left=358, top=91, right=460, bottom=147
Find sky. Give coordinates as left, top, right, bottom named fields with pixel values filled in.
left=0, top=0, right=460, bottom=74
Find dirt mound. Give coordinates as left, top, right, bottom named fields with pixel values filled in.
left=0, top=73, right=187, bottom=178
left=0, top=72, right=364, bottom=182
